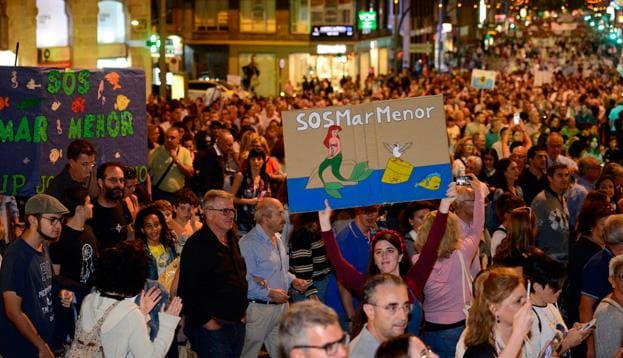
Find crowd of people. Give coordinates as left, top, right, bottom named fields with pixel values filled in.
left=1, top=19, right=623, bottom=358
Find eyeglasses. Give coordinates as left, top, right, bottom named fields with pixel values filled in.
left=614, top=273, right=623, bottom=282
left=40, top=216, right=63, bottom=226
left=367, top=302, right=413, bottom=315
left=206, top=207, right=236, bottom=216
left=292, top=334, right=349, bottom=356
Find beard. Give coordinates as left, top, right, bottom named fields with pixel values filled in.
left=105, top=186, right=124, bottom=201
left=37, top=227, right=57, bottom=241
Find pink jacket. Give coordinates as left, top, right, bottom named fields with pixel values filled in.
left=414, top=185, right=485, bottom=324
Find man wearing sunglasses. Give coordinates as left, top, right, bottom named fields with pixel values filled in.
left=0, top=194, right=69, bottom=358
left=279, top=300, right=348, bottom=358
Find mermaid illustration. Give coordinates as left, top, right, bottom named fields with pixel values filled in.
left=317, top=125, right=372, bottom=198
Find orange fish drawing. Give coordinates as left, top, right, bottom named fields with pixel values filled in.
left=0, top=97, right=9, bottom=111
left=71, top=96, right=85, bottom=113
left=105, top=72, right=122, bottom=90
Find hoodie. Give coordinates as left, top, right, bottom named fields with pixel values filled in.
left=78, top=292, right=180, bottom=358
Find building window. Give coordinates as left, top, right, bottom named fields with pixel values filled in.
left=194, top=1, right=228, bottom=31
left=98, top=0, right=126, bottom=44
left=290, top=0, right=309, bottom=34
left=36, top=0, right=69, bottom=48
left=310, top=0, right=353, bottom=26
left=240, top=0, right=276, bottom=33
left=0, top=2, right=7, bottom=50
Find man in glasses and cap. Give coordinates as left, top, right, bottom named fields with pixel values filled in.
left=0, top=194, right=69, bottom=358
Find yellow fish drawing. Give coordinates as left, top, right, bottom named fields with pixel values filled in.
left=114, top=94, right=130, bottom=111
left=417, top=173, right=442, bottom=190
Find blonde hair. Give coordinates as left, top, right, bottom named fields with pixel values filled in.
left=415, top=210, right=462, bottom=259
left=464, top=267, right=523, bottom=347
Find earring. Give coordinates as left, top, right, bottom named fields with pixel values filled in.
left=496, top=315, right=500, bottom=324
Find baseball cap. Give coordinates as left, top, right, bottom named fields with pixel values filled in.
left=25, top=194, right=69, bottom=215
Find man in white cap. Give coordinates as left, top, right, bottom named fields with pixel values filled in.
left=0, top=194, right=69, bottom=358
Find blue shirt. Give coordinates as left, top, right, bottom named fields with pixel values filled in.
left=239, top=224, right=294, bottom=301
left=581, top=248, right=615, bottom=302
left=325, top=221, right=372, bottom=317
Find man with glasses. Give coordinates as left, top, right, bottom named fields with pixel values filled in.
left=279, top=300, right=348, bottom=358
left=239, top=198, right=309, bottom=358
left=0, top=194, right=69, bottom=358
left=178, top=190, right=248, bottom=358
left=349, top=274, right=410, bottom=358
left=149, top=127, right=194, bottom=201
left=87, top=162, right=129, bottom=250
left=46, top=139, right=99, bottom=200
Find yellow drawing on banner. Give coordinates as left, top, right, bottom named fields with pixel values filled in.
left=417, top=173, right=442, bottom=190
left=114, top=94, right=130, bottom=111
left=381, top=142, right=414, bottom=184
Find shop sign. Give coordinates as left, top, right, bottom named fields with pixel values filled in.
left=317, top=44, right=347, bottom=54
left=311, top=25, right=354, bottom=38
left=358, top=11, right=377, bottom=32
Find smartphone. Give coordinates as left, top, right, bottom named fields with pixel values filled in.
left=581, top=318, right=597, bottom=331
left=456, top=176, right=471, bottom=186
left=526, top=280, right=531, bottom=299
left=513, top=112, right=520, bottom=125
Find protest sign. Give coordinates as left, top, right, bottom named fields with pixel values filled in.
left=471, top=69, right=497, bottom=90
left=282, top=95, right=452, bottom=213
left=0, top=66, right=147, bottom=196
left=534, top=70, right=553, bottom=86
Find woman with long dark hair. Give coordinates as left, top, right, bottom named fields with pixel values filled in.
left=134, top=206, right=178, bottom=281
left=493, top=207, right=541, bottom=271
left=230, top=147, right=272, bottom=234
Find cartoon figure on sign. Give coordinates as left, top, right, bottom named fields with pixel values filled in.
left=49, top=149, right=63, bottom=165
left=71, top=97, right=85, bottom=113
left=105, top=72, right=122, bottom=90
left=114, top=94, right=130, bottom=111
left=51, top=101, right=61, bottom=111
left=417, top=173, right=442, bottom=190
left=0, top=97, right=9, bottom=111
left=317, top=125, right=372, bottom=198
left=26, top=79, right=42, bottom=90
left=10, top=71, right=18, bottom=89
left=381, top=142, right=414, bottom=184
left=97, top=80, right=106, bottom=105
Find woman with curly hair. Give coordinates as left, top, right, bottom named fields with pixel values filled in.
left=318, top=183, right=457, bottom=337
left=134, top=206, right=178, bottom=281
left=74, top=241, right=183, bottom=357
left=461, top=267, right=533, bottom=357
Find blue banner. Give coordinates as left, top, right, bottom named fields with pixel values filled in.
left=0, top=66, right=147, bottom=196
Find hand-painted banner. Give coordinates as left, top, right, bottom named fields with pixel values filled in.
left=282, top=95, right=452, bottom=213
left=0, top=66, right=147, bottom=196
left=471, top=69, right=497, bottom=90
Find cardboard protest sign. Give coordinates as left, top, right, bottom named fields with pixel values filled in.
left=282, top=95, right=452, bottom=213
left=534, top=70, right=553, bottom=87
left=471, top=69, right=497, bottom=90
left=0, top=66, right=147, bottom=196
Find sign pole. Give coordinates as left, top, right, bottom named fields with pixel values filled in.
left=14, top=42, right=19, bottom=66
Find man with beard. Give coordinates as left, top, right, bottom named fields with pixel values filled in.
left=0, top=194, right=69, bottom=358
left=87, top=162, right=129, bottom=250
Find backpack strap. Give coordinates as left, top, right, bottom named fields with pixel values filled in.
left=87, top=300, right=122, bottom=336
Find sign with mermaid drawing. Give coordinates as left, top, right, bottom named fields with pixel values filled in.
left=282, top=95, right=452, bottom=213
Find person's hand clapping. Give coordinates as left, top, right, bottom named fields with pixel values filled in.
left=139, top=286, right=162, bottom=315
left=164, top=296, right=183, bottom=317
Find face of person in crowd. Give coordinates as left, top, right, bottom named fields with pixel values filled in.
left=491, top=284, right=527, bottom=327
left=410, top=209, right=430, bottom=232
left=249, top=155, right=265, bottom=172
left=598, top=178, right=616, bottom=200
left=590, top=137, right=599, bottom=150
left=474, top=134, right=485, bottom=150
left=483, top=154, right=496, bottom=170
left=373, top=240, right=402, bottom=275
left=530, top=150, right=548, bottom=171
left=35, top=213, right=63, bottom=241
left=510, top=147, right=527, bottom=169
left=124, top=178, right=137, bottom=197
left=364, top=283, right=409, bottom=342
left=264, top=201, right=286, bottom=234
left=78, top=196, right=94, bottom=220
left=165, top=128, right=181, bottom=151
left=68, top=153, right=96, bottom=182
left=408, top=336, right=439, bottom=358
left=512, top=130, right=524, bottom=143
left=609, top=138, right=618, bottom=150
left=149, top=126, right=161, bottom=144
left=504, top=161, right=520, bottom=182
left=172, top=107, right=183, bottom=122
left=217, top=133, right=235, bottom=154
left=291, top=322, right=348, bottom=358
left=142, top=214, right=162, bottom=244
left=355, top=207, right=379, bottom=233
left=608, top=265, right=623, bottom=299
left=176, top=203, right=193, bottom=222
left=548, top=167, right=570, bottom=194
left=534, top=282, right=562, bottom=305
left=546, top=135, right=564, bottom=159
left=466, top=158, right=482, bottom=176
left=462, top=140, right=475, bottom=156
left=182, top=139, right=195, bottom=153
left=99, top=166, right=125, bottom=201
left=205, top=197, right=235, bottom=233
